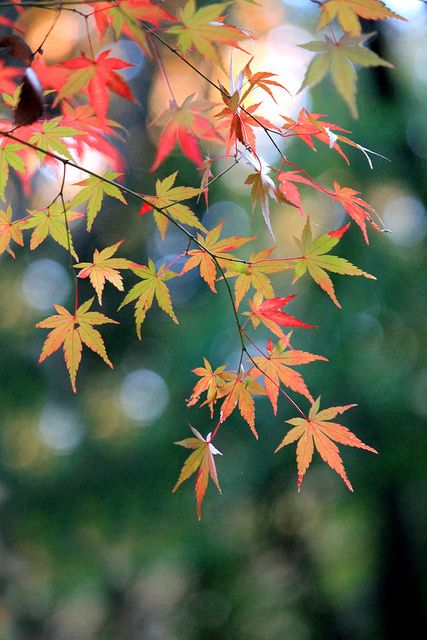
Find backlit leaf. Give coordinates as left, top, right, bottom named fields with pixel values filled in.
left=275, top=397, right=377, bottom=491
left=250, top=337, right=327, bottom=414
left=75, top=241, right=133, bottom=304
left=119, top=259, right=179, bottom=339
left=173, top=425, right=222, bottom=520
left=36, top=297, right=118, bottom=392
left=299, top=34, right=394, bottom=117
left=318, top=0, right=405, bottom=36
left=71, top=171, right=127, bottom=231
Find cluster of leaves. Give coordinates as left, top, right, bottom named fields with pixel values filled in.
left=0, top=0, right=405, bottom=518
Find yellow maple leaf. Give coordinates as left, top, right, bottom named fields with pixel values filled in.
left=318, top=0, right=405, bottom=36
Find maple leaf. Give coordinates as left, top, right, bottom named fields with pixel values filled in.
left=54, top=50, right=136, bottom=121
left=292, top=217, right=376, bottom=308
left=0, top=204, right=24, bottom=257
left=150, top=95, right=222, bottom=171
left=224, top=248, right=293, bottom=309
left=277, top=170, right=316, bottom=216
left=187, top=358, right=231, bottom=417
left=139, top=171, right=205, bottom=239
left=173, top=425, right=222, bottom=520
left=60, top=103, right=125, bottom=169
left=22, top=200, right=83, bottom=260
left=318, top=0, right=405, bottom=36
left=107, top=0, right=176, bottom=53
left=181, top=221, right=255, bottom=292
left=250, top=337, right=327, bottom=414
left=282, top=109, right=353, bottom=164
left=167, top=0, right=249, bottom=65
left=36, top=297, right=118, bottom=392
left=218, top=372, right=266, bottom=438
left=70, top=171, right=127, bottom=231
left=0, top=142, right=25, bottom=201
left=28, top=118, right=83, bottom=163
left=215, top=60, right=286, bottom=155
left=275, top=397, right=378, bottom=491
left=299, top=34, right=394, bottom=117
left=244, top=153, right=290, bottom=239
left=75, top=241, right=134, bottom=305
left=332, top=181, right=380, bottom=244
left=244, top=292, right=313, bottom=338
left=119, top=259, right=178, bottom=339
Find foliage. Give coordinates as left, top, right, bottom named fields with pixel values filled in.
left=0, top=0, right=408, bottom=518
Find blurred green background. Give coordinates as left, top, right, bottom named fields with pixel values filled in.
left=0, top=1, right=426, bottom=638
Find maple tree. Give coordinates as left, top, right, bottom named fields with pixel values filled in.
left=0, top=0, right=410, bottom=519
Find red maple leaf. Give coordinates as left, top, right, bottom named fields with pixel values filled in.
left=150, top=95, right=222, bottom=171
left=244, top=292, right=313, bottom=338
left=283, top=108, right=351, bottom=163
left=54, top=50, right=136, bottom=121
left=332, top=181, right=380, bottom=244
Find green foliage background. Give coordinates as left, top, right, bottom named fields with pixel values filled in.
left=0, top=4, right=426, bottom=639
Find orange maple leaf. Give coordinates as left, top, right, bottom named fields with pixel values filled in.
left=187, top=358, right=230, bottom=417
left=224, top=248, right=294, bottom=309
left=332, top=181, right=380, bottom=244
left=275, top=397, right=378, bottom=491
left=0, top=204, right=24, bottom=257
left=75, top=241, right=134, bottom=305
left=173, top=425, right=222, bottom=520
left=181, top=221, right=255, bottom=292
left=218, top=373, right=266, bottom=438
left=36, top=297, right=118, bottom=392
left=250, top=337, right=327, bottom=414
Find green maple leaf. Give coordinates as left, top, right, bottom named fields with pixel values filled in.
left=0, top=143, right=25, bottom=201
left=29, top=118, right=83, bottom=163
left=167, top=0, right=249, bottom=65
left=141, top=171, right=205, bottom=239
left=22, top=200, right=83, bottom=260
left=299, top=33, right=394, bottom=117
left=71, top=172, right=127, bottom=231
left=292, top=217, right=376, bottom=308
left=119, top=258, right=179, bottom=339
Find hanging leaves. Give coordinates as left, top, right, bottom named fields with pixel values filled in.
left=0, top=0, right=398, bottom=520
